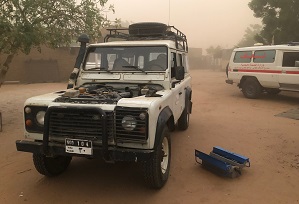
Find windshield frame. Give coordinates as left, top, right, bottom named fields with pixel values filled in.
left=82, top=45, right=169, bottom=72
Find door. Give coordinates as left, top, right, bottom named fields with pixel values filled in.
left=279, top=51, right=299, bottom=90
left=171, top=52, right=185, bottom=120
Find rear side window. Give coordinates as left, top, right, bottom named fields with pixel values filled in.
left=233, top=51, right=252, bottom=63
left=253, top=50, right=276, bottom=63
left=282, top=52, right=299, bottom=67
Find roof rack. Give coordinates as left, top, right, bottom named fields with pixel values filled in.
left=288, top=42, right=299, bottom=46
left=104, top=22, right=188, bottom=52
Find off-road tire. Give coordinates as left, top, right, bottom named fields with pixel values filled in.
left=142, top=126, right=171, bottom=189
left=178, top=107, right=189, bottom=130
left=265, top=88, right=281, bottom=95
left=33, top=153, right=72, bottom=177
left=242, top=78, right=262, bottom=99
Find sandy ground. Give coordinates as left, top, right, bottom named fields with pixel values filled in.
left=0, top=69, right=298, bottom=204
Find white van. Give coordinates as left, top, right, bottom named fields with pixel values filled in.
left=226, top=43, right=299, bottom=98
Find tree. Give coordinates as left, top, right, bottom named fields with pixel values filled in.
left=0, top=0, right=116, bottom=85
left=249, top=0, right=299, bottom=45
left=237, top=24, right=262, bottom=47
left=206, top=45, right=223, bottom=59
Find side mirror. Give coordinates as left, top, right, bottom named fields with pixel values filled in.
left=175, top=66, right=185, bottom=80
left=295, top=61, right=299, bottom=67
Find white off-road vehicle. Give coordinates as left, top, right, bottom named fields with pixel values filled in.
left=226, top=43, right=299, bottom=98
left=16, top=22, right=192, bottom=189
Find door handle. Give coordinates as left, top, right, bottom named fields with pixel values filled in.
left=179, top=92, right=182, bottom=95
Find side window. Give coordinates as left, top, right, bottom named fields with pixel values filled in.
left=171, top=52, right=176, bottom=78
left=282, top=52, right=299, bottom=67
left=233, top=51, right=252, bottom=63
left=171, top=52, right=176, bottom=68
left=253, top=50, right=276, bottom=63
left=182, top=54, right=188, bottom=72
left=177, top=54, right=183, bottom=66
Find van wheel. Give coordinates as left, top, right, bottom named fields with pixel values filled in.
left=142, top=126, right=171, bottom=189
left=242, top=78, right=262, bottom=99
left=33, top=153, right=72, bottom=177
left=265, top=88, right=281, bottom=95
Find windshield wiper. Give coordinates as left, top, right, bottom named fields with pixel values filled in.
left=87, top=67, right=110, bottom=72
left=122, top=65, right=145, bottom=72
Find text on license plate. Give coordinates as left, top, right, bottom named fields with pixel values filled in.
left=65, top=138, right=93, bottom=155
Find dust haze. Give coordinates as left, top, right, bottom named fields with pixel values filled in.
left=108, top=0, right=261, bottom=50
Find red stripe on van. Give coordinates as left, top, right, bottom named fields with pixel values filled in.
left=286, top=71, right=299, bottom=74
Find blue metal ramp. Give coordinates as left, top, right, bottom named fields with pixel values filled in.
left=195, top=147, right=250, bottom=178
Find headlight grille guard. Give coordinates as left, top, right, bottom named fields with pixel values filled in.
left=115, top=106, right=149, bottom=143
left=24, top=106, right=48, bottom=133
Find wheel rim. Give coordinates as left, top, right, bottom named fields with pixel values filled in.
left=161, top=137, right=169, bottom=174
left=246, top=85, right=255, bottom=96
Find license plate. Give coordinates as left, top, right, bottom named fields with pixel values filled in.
left=65, top=138, right=93, bottom=155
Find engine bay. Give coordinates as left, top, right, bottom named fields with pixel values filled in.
left=54, top=83, right=163, bottom=104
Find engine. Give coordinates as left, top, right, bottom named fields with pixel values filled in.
left=54, top=84, right=133, bottom=104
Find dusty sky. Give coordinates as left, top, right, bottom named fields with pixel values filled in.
left=107, top=0, right=261, bottom=51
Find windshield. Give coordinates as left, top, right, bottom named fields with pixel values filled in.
left=83, top=46, right=168, bottom=72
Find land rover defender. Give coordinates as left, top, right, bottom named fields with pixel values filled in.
left=16, top=22, right=192, bottom=189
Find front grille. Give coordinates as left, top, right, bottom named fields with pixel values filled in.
left=48, top=108, right=114, bottom=143
left=115, top=107, right=148, bottom=143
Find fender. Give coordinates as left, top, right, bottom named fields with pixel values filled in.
left=154, top=106, right=174, bottom=149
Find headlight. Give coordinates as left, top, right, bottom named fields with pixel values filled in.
left=24, top=106, right=47, bottom=133
left=36, top=111, right=46, bottom=126
left=121, top=115, right=137, bottom=131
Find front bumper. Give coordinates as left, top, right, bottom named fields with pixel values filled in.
left=225, top=79, right=233, bottom=84
left=16, top=140, right=154, bottom=162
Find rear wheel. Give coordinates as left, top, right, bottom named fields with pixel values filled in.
left=241, top=78, right=262, bottom=99
left=142, top=126, right=171, bottom=189
left=33, top=153, right=72, bottom=177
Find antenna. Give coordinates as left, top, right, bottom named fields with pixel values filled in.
left=168, top=0, right=171, bottom=25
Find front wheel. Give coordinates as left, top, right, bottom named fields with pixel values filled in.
left=33, top=153, right=72, bottom=177
left=178, top=107, right=189, bottom=130
left=142, top=126, right=171, bottom=189
left=242, top=78, right=262, bottom=99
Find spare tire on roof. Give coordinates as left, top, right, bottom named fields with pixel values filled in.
left=129, top=22, right=168, bottom=36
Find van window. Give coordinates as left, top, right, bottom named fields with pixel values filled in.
left=253, top=50, right=276, bottom=63
left=282, top=52, right=299, bottom=67
left=233, top=51, right=252, bottom=63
